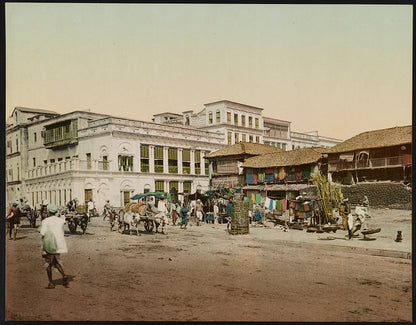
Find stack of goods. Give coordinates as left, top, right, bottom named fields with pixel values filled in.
left=289, top=200, right=313, bottom=220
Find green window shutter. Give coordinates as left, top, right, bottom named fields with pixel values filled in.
left=154, top=146, right=164, bottom=159
left=155, top=180, right=164, bottom=191
left=195, top=151, right=201, bottom=162
left=141, top=145, right=149, bottom=158
left=182, top=150, right=190, bottom=161
left=183, top=181, right=192, bottom=192
left=169, top=181, right=178, bottom=191
left=168, top=148, right=178, bottom=159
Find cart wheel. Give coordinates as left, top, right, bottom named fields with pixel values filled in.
left=144, top=220, right=154, bottom=232
left=118, top=223, right=126, bottom=234
left=68, top=222, right=77, bottom=233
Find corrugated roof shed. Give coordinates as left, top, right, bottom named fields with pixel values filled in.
left=242, top=147, right=325, bottom=168
left=325, top=125, right=412, bottom=154
left=205, top=142, right=283, bottom=158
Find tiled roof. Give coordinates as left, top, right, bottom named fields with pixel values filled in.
left=242, top=147, right=325, bottom=168
left=325, top=125, right=412, bottom=154
left=205, top=142, right=283, bottom=158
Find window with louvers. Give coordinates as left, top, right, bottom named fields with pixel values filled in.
left=155, top=180, right=164, bottom=191
left=168, top=148, right=178, bottom=173
left=182, top=149, right=190, bottom=174
left=194, top=150, right=201, bottom=174
left=140, top=144, right=149, bottom=172
left=183, top=181, right=192, bottom=193
left=154, top=146, right=164, bottom=173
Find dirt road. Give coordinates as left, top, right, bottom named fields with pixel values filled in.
left=5, top=210, right=412, bottom=322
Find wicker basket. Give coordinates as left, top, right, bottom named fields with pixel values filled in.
left=77, top=205, right=87, bottom=214
left=229, top=201, right=249, bottom=235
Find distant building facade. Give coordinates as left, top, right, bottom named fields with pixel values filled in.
left=153, top=100, right=342, bottom=149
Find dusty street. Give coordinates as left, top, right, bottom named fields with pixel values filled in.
left=5, top=209, right=412, bottom=322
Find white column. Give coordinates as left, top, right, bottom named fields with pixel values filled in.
left=201, top=151, right=205, bottom=175
left=149, top=145, right=155, bottom=173
left=137, top=147, right=141, bottom=172
left=163, top=147, right=168, bottom=174
left=178, top=148, right=183, bottom=174
left=190, top=150, right=195, bottom=174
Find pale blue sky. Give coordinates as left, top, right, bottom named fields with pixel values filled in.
left=6, top=4, right=412, bottom=139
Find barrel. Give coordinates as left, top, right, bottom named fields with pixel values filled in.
left=229, top=200, right=249, bottom=235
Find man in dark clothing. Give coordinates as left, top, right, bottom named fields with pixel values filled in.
left=179, top=203, right=188, bottom=229
left=226, top=199, right=233, bottom=232
left=6, top=203, right=21, bottom=240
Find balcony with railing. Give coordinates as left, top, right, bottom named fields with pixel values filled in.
left=26, top=158, right=112, bottom=179
left=328, top=156, right=406, bottom=172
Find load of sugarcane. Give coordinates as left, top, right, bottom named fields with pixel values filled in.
left=310, top=171, right=344, bottom=225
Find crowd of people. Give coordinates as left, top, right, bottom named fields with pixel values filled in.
left=6, top=192, right=373, bottom=290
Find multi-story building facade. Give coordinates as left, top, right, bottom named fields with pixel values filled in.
left=154, top=100, right=341, bottom=150
left=7, top=107, right=224, bottom=209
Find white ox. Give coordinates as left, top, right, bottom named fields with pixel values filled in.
left=123, top=211, right=142, bottom=236
left=153, top=212, right=170, bottom=234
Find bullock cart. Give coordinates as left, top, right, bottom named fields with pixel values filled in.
left=63, top=205, right=89, bottom=234
left=117, top=193, right=169, bottom=235
left=117, top=202, right=155, bottom=235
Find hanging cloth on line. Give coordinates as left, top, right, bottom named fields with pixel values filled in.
left=264, top=197, right=271, bottom=210
left=276, top=200, right=282, bottom=211
left=269, top=199, right=273, bottom=211
left=281, top=199, right=286, bottom=212
left=255, top=193, right=262, bottom=204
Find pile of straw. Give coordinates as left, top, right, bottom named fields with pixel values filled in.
left=125, top=202, right=146, bottom=214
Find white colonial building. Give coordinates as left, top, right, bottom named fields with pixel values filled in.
left=153, top=100, right=342, bottom=150
left=7, top=107, right=223, bottom=209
